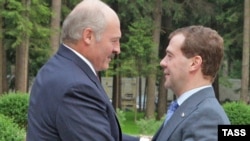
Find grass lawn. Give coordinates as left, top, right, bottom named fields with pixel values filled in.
left=121, top=111, right=145, bottom=135
left=120, top=110, right=164, bottom=137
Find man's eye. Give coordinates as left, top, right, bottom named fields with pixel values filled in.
left=112, top=39, right=118, bottom=43
left=167, top=53, right=172, bottom=58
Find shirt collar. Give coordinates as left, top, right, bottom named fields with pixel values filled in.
left=177, top=85, right=212, bottom=106
left=63, top=43, right=97, bottom=76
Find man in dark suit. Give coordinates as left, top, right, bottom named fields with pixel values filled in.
left=26, top=0, right=139, bottom=140
left=152, top=25, right=230, bottom=141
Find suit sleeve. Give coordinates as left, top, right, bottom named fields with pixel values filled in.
left=122, top=134, right=140, bottom=141
left=55, top=84, right=117, bottom=141
left=182, top=107, right=224, bottom=141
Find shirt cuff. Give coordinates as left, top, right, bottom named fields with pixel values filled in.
left=140, top=136, right=152, bottom=141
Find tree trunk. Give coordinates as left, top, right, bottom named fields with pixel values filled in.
left=50, top=0, right=61, bottom=56
left=145, top=0, right=162, bottom=119
left=145, top=75, right=156, bottom=118
left=15, top=0, right=30, bottom=92
left=15, top=41, right=29, bottom=92
left=212, top=75, right=220, bottom=102
left=0, top=2, right=8, bottom=93
left=138, top=76, right=142, bottom=112
left=240, top=0, right=250, bottom=103
left=0, top=11, right=3, bottom=94
left=112, top=73, right=119, bottom=110
left=2, top=45, right=8, bottom=93
left=156, top=74, right=167, bottom=120
left=112, top=55, right=121, bottom=110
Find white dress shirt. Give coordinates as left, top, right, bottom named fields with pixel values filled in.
left=63, top=43, right=97, bottom=76
left=177, top=85, right=212, bottom=106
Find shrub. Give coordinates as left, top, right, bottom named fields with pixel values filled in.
left=0, top=92, right=29, bottom=129
left=136, top=117, right=164, bottom=135
left=116, top=108, right=126, bottom=128
left=0, top=114, right=25, bottom=141
left=222, top=101, right=250, bottom=124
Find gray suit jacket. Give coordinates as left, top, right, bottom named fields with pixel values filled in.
left=27, top=44, right=139, bottom=141
left=152, top=87, right=230, bottom=141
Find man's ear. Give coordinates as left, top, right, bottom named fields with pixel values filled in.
left=190, top=55, right=202, bottom=71
left=82, top=28, right=93, bottom=44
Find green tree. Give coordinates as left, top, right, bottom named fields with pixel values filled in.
left=0, top=0, right=4, bottom=94
left=1, top=0, right=51, bottom=92
left=215, top=0, right=244, bottom=78
left=105, top=0, right=157, bottom=114
left=15, top=0, right=31, bottom=92
left=145, top=0, right=162, bottom=119
left=121, top=18, right=155, bottom=113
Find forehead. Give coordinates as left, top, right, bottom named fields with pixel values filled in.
left=166, top=33, right=185, bottom=53
left=103, top=17, right=121, bottom=38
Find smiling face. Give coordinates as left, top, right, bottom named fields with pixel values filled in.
left=86, top=15, right=121, bottom=72
left=160, top=34, right=192, bottom=95
left=62, top=0, right=122, bottom=73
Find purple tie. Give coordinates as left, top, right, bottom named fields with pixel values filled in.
left=164, top=100, right=179, bottom=126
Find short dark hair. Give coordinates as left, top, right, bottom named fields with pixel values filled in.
left=169, top=25, right=224, bottom=80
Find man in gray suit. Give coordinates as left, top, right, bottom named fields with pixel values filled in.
left=26, top=0, right=139, bottom=140
left=152, top=25, right=230, bottom=141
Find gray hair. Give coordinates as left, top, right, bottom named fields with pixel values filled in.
left=61, top=0, right=108, bottom=43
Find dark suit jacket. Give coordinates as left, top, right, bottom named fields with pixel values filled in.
left=152, top=87, right=230, bottom=141
left=27, top=44, right=139, bottom=141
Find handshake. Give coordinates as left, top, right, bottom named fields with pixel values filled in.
left=140, top=135, right=153, bottom=141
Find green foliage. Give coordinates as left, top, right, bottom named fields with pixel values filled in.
left=61, top=0, right=81, bottom=20
left=28, top=0, right=51, bottom=77
left=114, top=0, right=152, bottom=21
left=214, top=0, right=243, bottom=78
left=121, top=111, right=145, bottom=135
left=29, top=43, right=50, bottom=77
left=227, top=59, right=242, bottom=78
left=103, top=0, right=159, bottom=77
left=120, top=17, right=156, bottom=76
left=1, top=0, right=51, bottom=78
left=222, top=101, right=250, bottom=124
left=0, top=93, right=29, bottom=129
left=2, top=0, right=32, bottom=48
left=0, top=114, right=25, bottom=141
left=162, top=0, right=215, bottom=27
left=218, top=76, right=232, bottom=88
left=136, top=117, right=164, bottom=135
left=116, top=108, right=126, bottom=128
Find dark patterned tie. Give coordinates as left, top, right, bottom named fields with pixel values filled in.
left=164, top=100, right=179, bottom=126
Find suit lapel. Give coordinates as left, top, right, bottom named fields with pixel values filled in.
left=57, top=44, right=121, bottom=140
left=156, top=105, right=194, bottom=140
left=155, top=87, right=216, bottom=141
left=57, top=45, right=99, bottom=82
left=57, top=44, right=115, bottom=109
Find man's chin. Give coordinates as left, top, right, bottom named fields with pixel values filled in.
left=101, top=65, right=109, bottom=71
left=164, top=83, right=170, bottom=89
